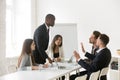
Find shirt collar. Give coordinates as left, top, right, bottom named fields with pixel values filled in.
left=96, top=47, right=106, bottom=53
left=45, top=23, right=49, bottom=30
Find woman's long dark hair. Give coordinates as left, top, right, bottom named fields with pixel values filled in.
left=18, top=39, right=35, bottom=67
left=21, top=39, right=33, bottom=55
left=51, top=34, right=63, bottom=52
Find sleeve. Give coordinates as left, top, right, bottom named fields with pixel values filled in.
left=19, top=54, right=27, bottom=68
left=18, top=54, right=31, bottom=70
left=59, top=46, right=64, bottom=61
left=46, top=45, right=54, bottom=60
left=78, top=52, right=107, bottom=72
left=85, top=52, right=96, bottom=60
left=78, top=59, right=90, bottom=70
left=78, top=59, right=98, bottom=72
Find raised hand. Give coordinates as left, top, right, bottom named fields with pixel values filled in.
left=81, top=42, right=85, bottom=53
left=73, top=50, right=80, bottom=61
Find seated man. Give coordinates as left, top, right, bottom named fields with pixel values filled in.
left=70, top=34, right=111, bottom=80
left=81, top=31, right=101, bottom=64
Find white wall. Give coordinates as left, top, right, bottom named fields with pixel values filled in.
left=0, top=0, right=7, bottom=76
left=49, top=23, right=78, bottom=59
left=0, top=0, right=6, bottom=60
left=34, top=0, right=120, bottom=57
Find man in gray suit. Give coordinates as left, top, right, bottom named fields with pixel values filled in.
left=33, top=14, right=55, bottom=64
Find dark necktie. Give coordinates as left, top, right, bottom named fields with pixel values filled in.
left=94, top=48, right=98, bottom=55
left=91, top=46, right=98, bottom=55
left=47, top=29, right=49, bottom=40
left=48, top=29, right=49, bottom=33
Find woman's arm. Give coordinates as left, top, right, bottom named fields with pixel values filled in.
left=59, top=46, right=64, bottom=61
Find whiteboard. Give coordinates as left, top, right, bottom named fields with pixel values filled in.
left=49, top=23, right=78, bottom=60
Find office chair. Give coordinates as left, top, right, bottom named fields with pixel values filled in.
left=8, top=65, right=17, bottom=73
left=75, top=70, right=100, bottom=80
left=99, top=67, right=109, bottom=80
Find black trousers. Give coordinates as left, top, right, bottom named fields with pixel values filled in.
left=70, top=71, right=89, bottom=80
left=56, top=76, right=65, bottom=80
left=100, top=75, right=107, bottom=80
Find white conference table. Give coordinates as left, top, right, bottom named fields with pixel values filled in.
left=0, top=62, right=81, bottom=80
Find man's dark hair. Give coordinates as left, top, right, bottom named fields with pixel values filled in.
left=99, top=34, right=109, bottom=46
left=93, top=31, right=101, bottom=39
left=45, top=14, right=55, bottom=20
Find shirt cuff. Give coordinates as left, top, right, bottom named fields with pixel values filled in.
left=77, top=58, right=81, bottom=62
left=39, top=64, right=44, bottom=69
left=84, top=52, right=87, bottom=56
left=26, top=66, right=32, bottom=70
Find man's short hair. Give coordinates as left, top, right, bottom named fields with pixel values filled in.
left=99, top=34, right=109, bottom=46
left=45, top=14, right=55, bottom=20
left=93, top=31, right=101, bottom=39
